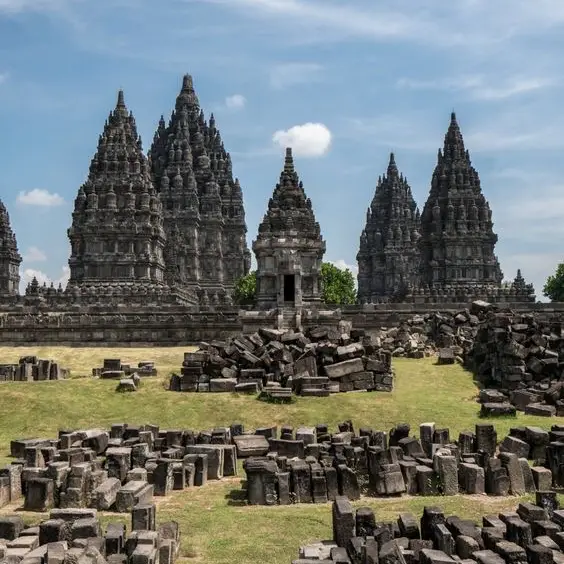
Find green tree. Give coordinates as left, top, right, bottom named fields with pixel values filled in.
left=232, top=262, right=358, bottom=305
left=321, top=262, right=357, bottom=305
left=233, top=270, right=257, bottom=305
left=543, top=262, right=564, bottom=301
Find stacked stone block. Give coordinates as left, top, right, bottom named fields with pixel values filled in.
left=0, top=424, right=238, bottom=512
left=92, top=359, right=157, bottom=379
left=0, top=508, right=180, bottom=564
left=469, top=310, right=564, bottom=416
left=240, top=421, right=560, bottom=505
left=0, top=356, right=69, bottom=382
left=293, top=496, right=564, bottom=563
left=169, top=326, right=394, bottom=396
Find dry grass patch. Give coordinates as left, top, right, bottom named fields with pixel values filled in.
left=0, top=349, right=564, bottom=562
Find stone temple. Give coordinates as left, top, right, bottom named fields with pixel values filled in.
left=253, top=148, right=325, bottom=309
left=357, top=112, right=534, bottom=305
left=149, top=75, right=251, bottom=305
left=66, top=75, right=250, bottom=306
left=0, top=78, right=542, bottom=343
left=66, top=90, right=170, bottom=304
left=357, top=153, right=421, bottom=303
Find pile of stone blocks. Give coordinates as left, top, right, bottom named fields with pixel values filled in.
left=293, top=494, right=563, bottom=563
left=0, top=507, right=180, bottom=564
left=241, top=421, right=559, bottom=505
left=93, top=359, right=157, bottom=379
left=374, top=303, right=487, bottom=360
left=169, top=326, right=394, bottom=396
left=0, top=356, right=69, bottom=382
left=1, top=423, right=238, bottom=512
left=468, top=310, right=564, bottom=417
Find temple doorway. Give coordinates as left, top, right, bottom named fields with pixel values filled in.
left=283, top=274, right=295, bottom=303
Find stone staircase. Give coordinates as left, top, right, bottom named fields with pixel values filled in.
left=277, top=307, right=297, bottom=331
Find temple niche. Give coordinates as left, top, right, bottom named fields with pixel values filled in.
left=66, top=91, right=171, bottom=304
left=357, top=153, right=421, bottom=303
left=253, top=148, right=326, bottom=309
left=0, top=200, right=21, bottom=297
left=149, top=74, right=251, bottom=306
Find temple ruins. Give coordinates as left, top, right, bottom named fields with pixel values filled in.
left=0, top=76, right=547, bottom=344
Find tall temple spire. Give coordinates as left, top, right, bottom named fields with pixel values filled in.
left=66, top=89, right=169, bottom=304
left=418, top=112, right=502, bottom=294
left=357, top=153, right=420, bottom=303
left=253, top=150, right=325, bottom=308
left=0, top=199, right=22, bottom=296
left=149, top=74, right=250, bottom=305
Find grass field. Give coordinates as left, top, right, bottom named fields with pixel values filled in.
left=0, top=348, right=562, bottom=563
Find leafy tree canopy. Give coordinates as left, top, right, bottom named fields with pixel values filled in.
left=233, top=270, right=257, bottom=305
left=321, top=262, right=357, bottom=305
left=543, top=262, right=564, bottom=302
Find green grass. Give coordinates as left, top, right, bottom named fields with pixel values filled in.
left=0, top=350, right=563, bottom=563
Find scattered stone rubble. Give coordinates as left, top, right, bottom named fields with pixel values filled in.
left=0, top=507, right=180, bottom=564
left=372, top=305, right=485, bottom=359
left=293, top=494, right=562, bottom=564
left=0, top=357, right=69, bottom=382
left=0, top=423, right=239, bottom=512
left=468, top=310, right=564, bottom=417
left=169, top=327, right=394, bottom=397
left=241, top=421, right=562, bottom=505
left=93, top=360, right=157, bottom=379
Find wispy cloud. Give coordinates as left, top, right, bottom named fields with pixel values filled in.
left=0, top=73, right=8, bottom=85
left=344, top=106, right=564, bottom=155
left=23, top=246, right=47, bottom=262
left=0, top=0, right=78, bottom=14
left=269, top=63, right=324, bottom=89
left=224, top=94, right=246, bottom=110
left=189, top=0, right=564, bottom=49
left=396, top=75, right=554, bottom=101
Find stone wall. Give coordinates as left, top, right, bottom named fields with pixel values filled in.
left=0, top=301, right=562, bottom=346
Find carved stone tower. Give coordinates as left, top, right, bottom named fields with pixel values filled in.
left=67, top=91, right=169, bottom=302
left=253, top=148, right=325, bottom=308
left=0, top=200, right=21, bottom=296
left=149, top=74, right=250, bottom=306
left=357, top=153, right=421, bottom=302
left=419, top=112, right=503, bottom=292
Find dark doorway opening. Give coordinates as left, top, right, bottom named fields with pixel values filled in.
left=283, top=274, right=295, bottom=303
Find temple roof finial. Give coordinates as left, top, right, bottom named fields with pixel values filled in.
left=284, top=147, right=294, bottom=173
left=116, top=89, right=126, bottom=109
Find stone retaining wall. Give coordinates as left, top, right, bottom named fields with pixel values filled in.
left=0, top=301, right=561, bottom=346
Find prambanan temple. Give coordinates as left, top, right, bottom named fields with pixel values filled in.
left=0, top=74, right=542, bottom=344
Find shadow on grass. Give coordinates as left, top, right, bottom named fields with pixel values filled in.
left=225, top=487, right=248, bottom=507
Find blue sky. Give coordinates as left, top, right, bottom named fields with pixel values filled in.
left=1, top=0, right=564, bottom=299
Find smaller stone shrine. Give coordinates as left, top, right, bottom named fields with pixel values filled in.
left=253, top=148, right=326, bottom=309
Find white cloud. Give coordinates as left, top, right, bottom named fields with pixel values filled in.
left=23, top=246, right=47, bottom=262
left=396, top=75, right=553, bottom=101
left=0, top=73, right=8, bottom=85
left=272, top=123, right=332, bottom=157
left=225, top=94, right=246, bottom=110
left=17, top=188, right=65, bottom=207
left=269, top=63, right=323, bottom=89
left=20, top=265, right=70, bottom=293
